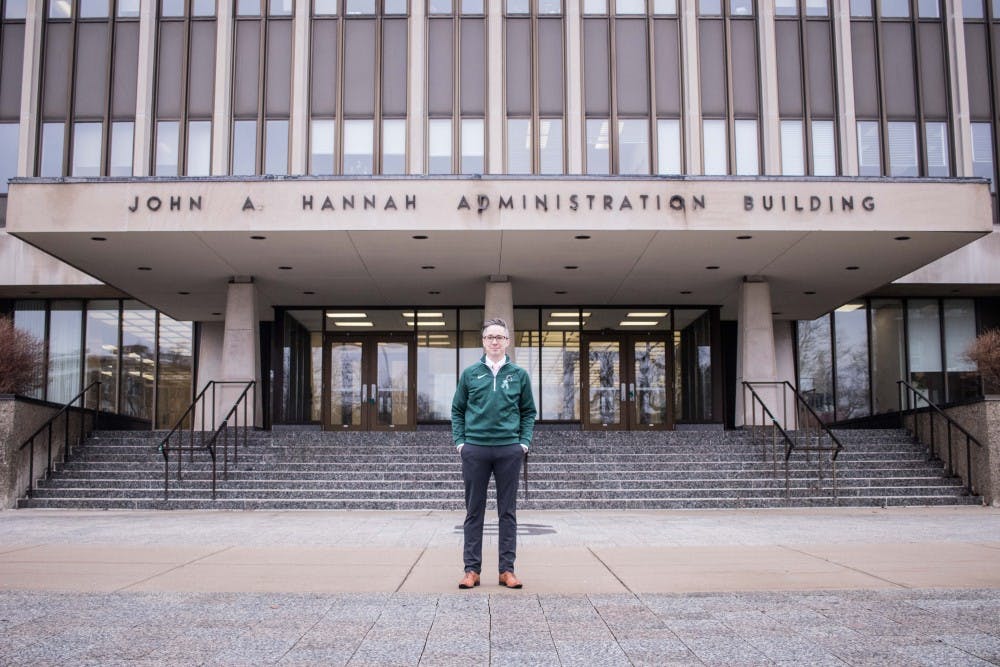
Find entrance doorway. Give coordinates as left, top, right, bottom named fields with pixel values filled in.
left=581, top=334, right=673, bottom=430
left=322, top=333, right=416, bottom=430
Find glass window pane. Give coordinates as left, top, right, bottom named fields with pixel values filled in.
left=925, top=121, right=949, bottom=177
left=835, top=303, right=870, bottom=420
left=187, top=120, right=211, bottom=176
left=870, top=298, right=905, bottom=414
left=49, top=0, right=72, bottom=18
left=264, top=119, right=289, bottom=175
left=653, top=0, right=677, bottom=14
left=428, top=118, right=452, bottom=174
left=775, top=0, right=797, bottom=14
left=944, top=299, right=978, bottom=402
left=887, top=121, right=917, bottom=177
left=155, top=120, right=179, bottom=176
left=880, top=0, right=909, bottom=16
left=232, top=120, right=257, bottom=175
left=343, top=119, right=373, bottom=174
left=780, top=120, right=804, bottom=176
left=157, top=316, right=193, bottom=429
left=857, top=120, right=881, bottom=176
left=586, top=118, right=610, bottom=174
left=345, top=0, right=375, bottom=12
left=429, top=0, right=452, bottom=13
left=618, top=119, right=649, bottom=175
left=963, top=0, right=984, bottom=18
left=656, top=118, right=680, bottom=175
left=539, top=118, right=563, bottom=175
left=797, top=315, right=834, bottom=421
left=193, top=0, right=216, bottom=15
left=72, top=123, right=103, bottom=177
left=48, top=301, right=83, bottom=405
left=811, top=120, right=836, bottom=176
left=460, top=118, right=484, bottom=174
left=461, top=0, right=483, bottom=12
left=506, top=0, right=529, bottom=13
left=314, top=0, right=338, bottom=14
left=385, top=0, right=407, bottom=12
left=0, top=124, right=20, bottom=193
left=507, top=118, right=532, bottom=174
left=269, top=0, right=293, bottom=14
left=40, top=122, right=65, bottom=177
left=583, top=0, right=607, bottom=13
left=850, top=0, right=872, bottom=16
left=416, top=310, right=457, bottom=421
left=14, top=301, right=45, bottom=399
left=79, top=0, right=109, bottom=17
left=702, top=119, right=727, bottom=175
left=734, top=119, right=758, bottom=175
left=4, top=1, right=27, bottom=19
left=310, top=119, right=335, bottom=175
left=538, top=0, right=561, bottom=12
left=917, top=0, right=940, bottom=17
left=117, top=0, right=141, bottom=16
left=161, top=0, right=185, bottom=16
left=616, top=0, right=645, bottom=14
left=699, top=0, right=722, bottom=14
left=236, top=0, right=262, bottom=14
left=382, top=118, right=406, bottom=175
left=971, top=123, right=994, bottom=191
left=109, top=121, right=134, bottom=177
left=85, top=300, right=120, bottom=413
left=805, top=0, right=828, bottom=15
left=731, top=0, right=753, bottom=15
left=121, top=302, right=155, bottom=421
left=541, top=312, right=579, bottom=420
left=908, top=299, right=944, bottom=404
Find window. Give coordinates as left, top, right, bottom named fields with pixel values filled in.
left=730, top=0, right=753, bottom=15
left=507, top=118, right=531, bottom=174
left=231, top=120, right=257, bottom=175
left=971, top=123, right=994, bottom=191
left=811, top=120, right=836, bottom=176
left=460, top=119, right=484, bottom=174
left=656, top=119, right=681, bottom=175
left=310, top=119, right=335, bottom=175
left=699, top=0, right=722, bottom=14
left=805, top=0, right=828, bottom=15
left=109, top=122, right=134, bottom=177
left=428, top=119, right=452, bottom=174
left=924, top=122, right=949, bottom=177
left=264, top=119, right=289, bottom=175
left=79, top=0, right=110, bottom=18
left=49, top=0, right=72, bottom=18
left=618, top=119, right=649, bottom=175
left=780, top=120, right=804, bottom=176
left=775, top=0, right=796, bottom=15
left=834, top=303, right=870, bottom=420
left=616, top=0, right=644, bottom=14
left=47, top=301, right=83, bottom=405
left=430, top=0, right=452, bottom=14
left=917, top=0, right=939, bottom=17
left=506, top=0, right=529, bottom=12
left=237, top=0, right=262, bottom=15
left=269, top=0, right=293, bottom=14
left=345, top=0, right=375, bottom=15
left=39, top=123, right=65, bottom=177
left=850, top=0, right=872, bottom=16
left=186, top=121, right=211, bottom=176
left=4, top=1, right=26, bottom=19
left=857, top=121, right=881, bottom=176
left=155, top=121, right=179, bottom=176
left=734, top=120, right=759, bottom=175
left=880, top=0, right=909, bottom=17
left=887, top=121, right=917, bottom=177
left=583, top=0, right=607, bottom=13
left=653, top=0, right=677, bottom=13
left=538, top=0, right=561, bottom=12
left=314, top=0, right=338, bottom=14
left=702, top=119, right=727, bottom=175
left=382, top=119, right=406, bottom=175
left=539, top=118, right=563, bottom=175
left=0, top=124, right=18, bottom=192
left=161, top=0, right=185, bottom=16
left=585, top=119, right=610, bottom=175
left=962, top=0, right=984, bottom=18
left=343, top=119, right=373, bottom=174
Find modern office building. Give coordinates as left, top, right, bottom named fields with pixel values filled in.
left=0, top=0, right=997, bottom=433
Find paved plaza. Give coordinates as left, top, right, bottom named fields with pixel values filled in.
left=1, top=506, right=999, bottom=665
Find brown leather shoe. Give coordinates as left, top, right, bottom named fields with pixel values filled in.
left=498, top=571, right=523, bottom=589
left=458, top=571, right=480, bottom=589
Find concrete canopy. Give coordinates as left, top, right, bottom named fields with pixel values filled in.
left=6, top=176, right=993, bottom=322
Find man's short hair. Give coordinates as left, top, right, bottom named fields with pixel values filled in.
left=481, top=318, right=510, bottom=337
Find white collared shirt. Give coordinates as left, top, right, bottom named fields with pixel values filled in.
left=483, top=356, right=507, bottom=377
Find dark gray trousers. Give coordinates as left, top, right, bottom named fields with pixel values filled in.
left=461, top=443, right=523, bottom=574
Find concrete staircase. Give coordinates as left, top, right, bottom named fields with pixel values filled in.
left=18, top=428, right=981, bottom=510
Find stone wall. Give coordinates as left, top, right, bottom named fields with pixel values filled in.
left=0, top=396, right=90, bottom=510
left=904, top=398, right=1000, bottom=506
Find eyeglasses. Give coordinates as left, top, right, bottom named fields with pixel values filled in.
left=483, top=335, right=508, bottom=342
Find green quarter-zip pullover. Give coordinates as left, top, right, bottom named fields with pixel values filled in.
left=451, top=355, right=536, bottom=447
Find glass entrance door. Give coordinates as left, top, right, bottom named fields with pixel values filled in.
left=582, top=334, right=673, bottom=430
left=322, top=334, right=415, bottom=430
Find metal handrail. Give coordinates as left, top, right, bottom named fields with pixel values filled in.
left=159, top=380, right=256, bottom=501
left=745, top=380, right=844, bottom=460
left=897, top=380, right=983, bottom=495
left=18, top=381, right=101, bottom=500
left=742, top=382, right=798, bottom=498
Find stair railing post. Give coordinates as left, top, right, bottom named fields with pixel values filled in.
left=946, top=420, right=953, bottom=475
left=966, top=434, right=974, bottom=495
left=46, top=423, right=53, bottom=478
left=27, top=439, right=34, bottom=498
left=164, top=449, right=170, bottom=501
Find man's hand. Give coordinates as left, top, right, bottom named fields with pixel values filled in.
left=457, top=443, right=465, bottom=452
left=520, top=444, right=528, bottom=453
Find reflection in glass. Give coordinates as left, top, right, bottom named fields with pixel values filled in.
left=887, top=121, right=917, bottom=177
left=539, top=118, right=563, bottom=175
left=13, top=301, right=45, bottom=399
left=917, top=0, right=939, bottom=17
left=618, top=119, right=649, bottom=174
left=775, top=0, right=796, bottom=14
left=121, top=303, right=155, bottom=421
left=656, top=119, right=680, bottom=175
left=375, top=342, right=409, bottom=427
left=85, top=300, right=120, bottom=413
left=232, top=120, right=257, bottom=175
left=702, top=119, right=727, bottom=175
left=310, top=119, right=335, bottom=175
left=869, top=299, right=904, bottom=414
left=538, top=0, right=561, bottom=12
left=157, top=316, right=192, bottom=429
left=835, top=304, right=870, bottom=420
left=49, top=0, right=71, bottom=18
left=462, top=0, right=484, bottom=12
left=461, top=119, right=484, bottom=174
left=343, top=119, right=374, bottom=174
left=971, top=123, right=994, bottom=191
left=265, top=119, right=289, bottom=175
left=634, top=340, right=668, bottom=426
left=428, top=119, right=452, bottom=174
left=925, top=122, right=949, bottom=177
left=161, top=0, right=184, bottom=15
left=780, top=120, right=804, bottom=176
left=345, top=0, right=376, bottom=14
left=805, top=0, right=828, bottom=15
left=734, top=120, right=758, bottom=175
left=515, top=308, right=541, bottom=416
left=583, top=0, right=607, bottom=12
left=730, top=0, right=753, bottom=15
left=429, top=0, right=452, bottom=13
left=110, top=122, right=134, bottom=177
left=314, top=0, right=338, bottom=14
left=678, top=310, right=713, bottom=422
left=418, top=330, right=457, bottom=421
left=797, top=315, right=833, bottom=421
left=155, top=120, right=179, bottom=176
left=269, top=0, right=293, bottom=14
left=40, top=122, right=65, bottom=177
left=588, top=341, right=621, bottom=426
left=329, top=341, right=363, bottom=428
left=850, top=0, right=872, bottom=16
left=382, top=119, right=406, bottom=174
left=857, top=120, right=881, bottom=176
left=187, top=121, right=211, bottom=176
left=586, top=119, right=610, bottom=175
left=699, top=0, right=722, bottom=14
left=616, top=0, right=644, bottom=14
left=653, top=0, right=677, bottom=13
left=0, top=124, right=19, bottom=192
left=811, top=120, right=836, bottom=176
left=908, top=299, right=943, bottom=404
left=506, top=0, right=529, bottom=13
left=542, top=330, right=579, bottom=420
left=237, top=0, right=262, bottom=15
left=881, top=0, right=909, bottom=16
left=507, top=118, right=531, bottom=174
left=963, top=0, right=984, bottom=18
left=193, top=0, right=216, bottom=15
left=80, top=0, right=109, bottom=17
left=4, top=0, right=26, bottom=19
left=47, top=302, right=83, bottom=404
left=944, top=299, right=979, bottom=401
left=385, top=0, right=407, bottom=13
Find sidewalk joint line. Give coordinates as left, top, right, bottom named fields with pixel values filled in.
left=395, top=546, right=427, bottom=593
left=778, top=544, right=909, bottom=589
left=587, top=546, right=636, bottom=595
left=113, top=545, right=236, bottom=592
left=586, top=594, right=637, bottom=667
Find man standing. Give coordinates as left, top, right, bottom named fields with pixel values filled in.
left=452, top=317, right=536, bottom=590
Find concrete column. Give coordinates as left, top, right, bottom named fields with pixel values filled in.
left=16, top=0, right=43, bottom=178
left=831, top=0, right=858, bottom=176
left=735, top=278, right=779, bottom=427
left=484, top=276, right=515, bottom=359
left=945, top=0, right=973, bottom=176
left=487, top=0, right=503, bottom=173
left=212, top=0, right=235, bottom=175
left=565, top=0, right=583, bottom=173
left=289, top=0, right=311, bottom=175
left=217, top=280, right=262, bottom=427
left=756, top=0, right=781, bottom=175
left=131, top=0, right=157, bottom=176
left=680, top=1, right=702, bottom=174
left=408, top=0, right=426, bottom=174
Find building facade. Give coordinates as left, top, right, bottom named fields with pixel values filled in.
left=0, top=0, right=997, bottom=432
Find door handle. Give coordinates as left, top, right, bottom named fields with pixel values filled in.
left=629, top=383, right=635, bottom=400
left=370, top=383, right=377, bottom=404
left=620, top=383, right=626, bottom=401
left=362, top=384, right=367, bottom=402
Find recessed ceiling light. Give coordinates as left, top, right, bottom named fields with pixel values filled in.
left=737, top=235, right=752, bottom=240
left=326, top=312, right=368, bottom=318
left=178, top=291, right=190, bottom=295
left=845, top=266, right=859, bottom=270
left=407, top=321, right=447, bottom=327
left=546, top=321, right=581, bottom=327
left=836, top=304, right=864, bottom=312
left=428, top=290, right=440, bottom=294
left=564, top=265, right=578, bottom=270
left=250, top=235, right=266, bottom=240
left=574, top=235, right=591, bottom=240
left=279, top=266, right=293, bottom=270
left=90, top=236, right=106, bottom=241
left=680, top=290, right=692, bottom=295
left=772, top=312, right=782, bottom=316
left=402, top=312, right=445, bottom=318
left=627, top=312, right=668, bottom=317
left=551, top=312, right=591, bottom=317
left=620, top=321, right=659, bottom=326
left=413, top=235, right=428, bottom=240
left=212, top=312, right=221, bottom=316
left=333, top=321, right=374, bottom=327
left=705, top=266, right=719, bottom=270
left=303, top=291, right=315, bottom=295
left=804, top=291, right=816, bottom=295
left=138, top=266, right=152, bottom=271
left=421, top=265, right=435, bottom=270
left=554, top=290, right=567, bottom=295
left=894, top=236, right=911, bottom=241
